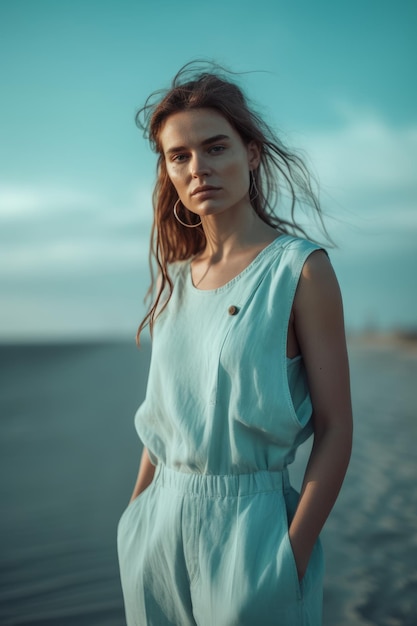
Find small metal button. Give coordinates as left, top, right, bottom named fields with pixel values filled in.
left=228, top=305, right=239, bottom=316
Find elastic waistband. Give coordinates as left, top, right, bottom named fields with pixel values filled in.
left=153, top=465, right=290, bottom=498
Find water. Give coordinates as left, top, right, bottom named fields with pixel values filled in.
left=0, top=339, right=416, bottom=625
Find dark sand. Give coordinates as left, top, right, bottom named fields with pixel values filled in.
left=0, top=339, right=416, bottom=625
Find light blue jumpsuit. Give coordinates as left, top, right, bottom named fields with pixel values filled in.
left=118, top=235, right=325, bottom=625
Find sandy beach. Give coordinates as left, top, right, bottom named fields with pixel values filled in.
left=0, top=337, right=416, bottom=625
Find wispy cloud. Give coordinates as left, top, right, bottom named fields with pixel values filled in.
left=0, top=239, right=147, bottom=277
left=289, top=106, right=417, bottom=257
left=0, top=184, right=153, bottom=223
left=0, top=184, right=153, bottom=277
left=0, top=186, right=101, bottom=219
left=302, top=104, right=417, bottom=193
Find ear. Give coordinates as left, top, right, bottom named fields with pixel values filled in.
left=247, top=140, right=261, bottom=169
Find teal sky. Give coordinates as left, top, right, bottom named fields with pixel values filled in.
left=1, top=0, right=416, bottom=339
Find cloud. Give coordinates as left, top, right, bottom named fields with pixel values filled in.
left=0, top=183, right=153, bottom=223
left=0, top=183, right=153, bottom=278
left=0, top=186, right=100, bottom=219
left=287, top=106, right=417, bottom=260
left=301, top=105, right=417, bottom=193
left=0, top=239, right=147, bottom=277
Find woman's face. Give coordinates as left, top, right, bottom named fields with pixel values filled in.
left=159, top=108, right=260, bottom=220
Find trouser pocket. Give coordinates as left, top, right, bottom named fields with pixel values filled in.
left=282, top=529, right=304, bottom=601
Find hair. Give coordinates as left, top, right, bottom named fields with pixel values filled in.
left=135, top=61, right=329, bottom=343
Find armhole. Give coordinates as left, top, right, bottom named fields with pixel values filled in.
left=282, top=244, right=326, bottom=429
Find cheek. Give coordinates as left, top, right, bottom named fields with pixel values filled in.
left=221, top=151, right=249, bottom=176
left=225, top=160, right=250, bottom=189
left=166, top=166, right=184, bottom=189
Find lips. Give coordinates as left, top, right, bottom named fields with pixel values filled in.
left=191, top=185, right=220, bottom=196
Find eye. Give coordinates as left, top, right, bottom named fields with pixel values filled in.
left=171, top=153, right=188, bottom=163
left=208, top=145, right=225, bottom=154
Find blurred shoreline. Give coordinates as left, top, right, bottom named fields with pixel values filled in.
left=1, top=327, right=417, bottom=348
left=348, top=328, right=417, bottom=349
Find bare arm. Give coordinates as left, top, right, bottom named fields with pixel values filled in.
left=129, top=447, right=156, bottom=503
left=289, top=250, right=353, bottom=579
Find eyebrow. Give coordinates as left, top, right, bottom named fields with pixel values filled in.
left=165, top=134, right=231, bottom=155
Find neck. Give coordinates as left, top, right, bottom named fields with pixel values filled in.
left=199, top=204, right=277, bottom=261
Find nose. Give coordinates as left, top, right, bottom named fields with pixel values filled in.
left=190, top=152, right=211, bottom=178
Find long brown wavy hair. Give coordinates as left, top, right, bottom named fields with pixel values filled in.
left=135, top=61, right=328, bottom=343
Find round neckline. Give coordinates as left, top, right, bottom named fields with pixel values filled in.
left=188, top=233, right=291, bottom=294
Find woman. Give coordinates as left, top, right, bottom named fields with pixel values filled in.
left=118, top=63, right=353, bottom=626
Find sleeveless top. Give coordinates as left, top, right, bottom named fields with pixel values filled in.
left=135, top=234, right=324, bottom=476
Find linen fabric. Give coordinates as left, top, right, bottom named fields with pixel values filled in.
left=118, top=235, right=325, bottom=625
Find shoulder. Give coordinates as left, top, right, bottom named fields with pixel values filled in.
left=300, top=247, right=338, bottom=291
left=269, top=235, right=328, bottom=284
left=295, top=247, right=343, bottom=320
left=167, top=259, right=190, bottom=283
left=154, top=259, right=189, bottom=303
left=278, top=235, right=326, bottom=268
left=300, top=248, right=334, bottom=282
left=280, top=234, right=323, bottom=253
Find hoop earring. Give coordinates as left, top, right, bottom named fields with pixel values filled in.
left=173, top=198, right=202, bottom=228
left=249, top=170, right=259, bottom=202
